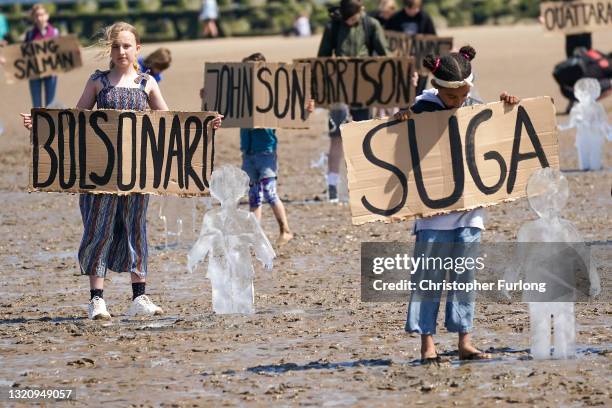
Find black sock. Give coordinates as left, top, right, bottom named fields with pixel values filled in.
left=132, top=283, right=146, bottom=300
left=90, top=289, right=103, bottom=300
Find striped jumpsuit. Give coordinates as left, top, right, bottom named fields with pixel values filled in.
left=78, top=70, right=150, bottom=278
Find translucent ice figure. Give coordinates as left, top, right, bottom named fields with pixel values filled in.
left=311, top=151, right=328, bottom=197
left=506, top=168, right=600, bottom=359
left=187, top=165, right=275, bottom=314
left=159, top=197, right=185, bottom=248
left=558, top=78, right=610, bottom=170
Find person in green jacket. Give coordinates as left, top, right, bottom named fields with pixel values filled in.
left=317, top=0, right=389, bottom=202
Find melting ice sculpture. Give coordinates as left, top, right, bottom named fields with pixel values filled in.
left=158, top=197, right=185, bottom=248
left=505, top=168, right=600, bottom=359
left=558, top=78, right=611, bottom=170
left=187, top=165, right=276, bottom=314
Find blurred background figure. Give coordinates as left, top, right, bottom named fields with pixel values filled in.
left=0, top=12, right=10, bottom=45
left=285, top=11, right=312, bottom=37
left=385, top=0, right=435, bottom=35
left=138, top=47, right=172, bottom=82
left=552, top=49, right=612, bottom=115
left=200, top=0, right=219, bottom=38
left=370, top=0, right=398, bottom=26
left=293, top=11, right=312, bottom=37
left=0, top=12, right=8, bottom=66
left=25, top=3, right=60, bottom=108
left=385, top=0, right=436, bottom=95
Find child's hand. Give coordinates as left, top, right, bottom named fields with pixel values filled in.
left=411, top=71, right=418, bottom=88
left=20, top=113, right=32, bottom=130
left=212, top=114, right=223, bottom=129
left=500, top=92, right=520, bottom=105
left=394, top=109, right=411, bottom=122
left=306, top=99, right=315, bottom=113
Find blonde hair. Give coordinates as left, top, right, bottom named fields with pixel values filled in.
left=30, top=3, right=49, bottom=18
left=144, top=48, right=172, bottom=71
left=97, top=22, right=141, bottom=71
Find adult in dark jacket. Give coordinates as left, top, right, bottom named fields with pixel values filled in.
left=317, top=0, right=389, bottom=202
left=385, top=0, right=436, bottom=96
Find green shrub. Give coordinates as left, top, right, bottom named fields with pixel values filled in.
left=137, top=0, right=162, bottom=12
left=221, top=18, right=251, bottom=37
left=75, top=1, right=98, bottom=14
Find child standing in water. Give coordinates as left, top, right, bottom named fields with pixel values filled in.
left=240, top=52, right=315, bottom=245
left=25, top=3, right=60, bottom=108
left=21, top=22, right=222, bottom=320
left=395, top=45, right=520, bottom=363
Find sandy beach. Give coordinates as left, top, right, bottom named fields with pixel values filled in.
left=0, top=24, right=610, bottom=406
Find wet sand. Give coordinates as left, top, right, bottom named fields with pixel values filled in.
left=0, top=25, right=611, bottom=406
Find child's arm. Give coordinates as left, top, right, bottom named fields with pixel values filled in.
left=248, top=214, right=275, bottom=270
left=187, top=213, right=217, bottom=273
left=76, top=77, right=98, bottom=110
left=147, top=78, right=169, bottom=111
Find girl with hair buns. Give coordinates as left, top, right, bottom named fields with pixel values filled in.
left=395, top=45, right=520, bottom=364
left=21, top=22, right=223, bottom=320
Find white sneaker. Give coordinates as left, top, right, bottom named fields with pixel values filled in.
left=128, top=295, right=164, bottom=317
left=88, top=296, right=111, bottom=320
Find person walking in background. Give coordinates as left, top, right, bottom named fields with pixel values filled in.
left=200, top=0, right=220, bottom=38
left=239, top=53, right=316, bottom=245
left=24, top=3, right=60, bottom=107
left=385, top=0, right=436, bottom=95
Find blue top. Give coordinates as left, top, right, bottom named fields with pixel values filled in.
left=0, top=15, right=9, bottom=40
left=240, top=128, right=277, bottom=154
left=138, top=56, right=162, bottom=82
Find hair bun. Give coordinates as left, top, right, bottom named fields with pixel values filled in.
left=458, top=45, right=476, bottom=61
left=422, top=54, right=438, bottom=72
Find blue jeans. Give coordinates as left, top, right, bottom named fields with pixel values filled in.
left=405, top=227, right=482, bottom=335
left=29, top=76, right=57, bottom=108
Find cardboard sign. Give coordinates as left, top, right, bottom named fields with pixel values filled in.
left=295, top=57, right=415, bottom=109
left=202, top=62, right=311, bottom=128
left=385, top=30, right=413, bottom=57
left=340, top=97, right=559, bottom=225
left=541, top=0, right=612, bottom=34
left=29, top=109, right=216, bottom=196
left=1, top=35, right=82, bottom=83
left=384, top=33, right=453, bottom=74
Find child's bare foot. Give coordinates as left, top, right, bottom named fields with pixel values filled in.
left=421, top=334, right=437, bottom=360
left=458, top=343, right=491, bottom=360
left=277, top=231, right=293, bottom=246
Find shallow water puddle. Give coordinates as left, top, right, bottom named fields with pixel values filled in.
left=247, top=358, right=393, bottom=374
